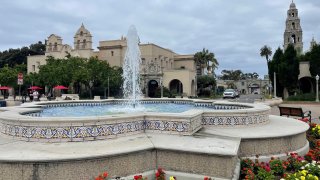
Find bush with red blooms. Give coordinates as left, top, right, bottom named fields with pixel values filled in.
left=240, top=153, right=309, bottom=180
left=95, top=171, right=108, bottom=180
left=133, top=174, right=147, bottom=180
left=155, top=167, right=166, bottom=180
left=240, top=122, right=320, bottom=179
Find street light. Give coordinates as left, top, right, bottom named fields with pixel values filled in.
left=316, top=75, right=319, bottom=102
left=160, top=77, right=163, bottom=98
left=108, top=76, right=110, bottom=98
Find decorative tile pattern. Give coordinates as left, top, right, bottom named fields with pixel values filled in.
left=201, top=112, right=269, bottom=126
left=1, top=120, right=146, bottom=141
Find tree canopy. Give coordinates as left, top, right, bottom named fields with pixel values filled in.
left=194, top=48, right=218, bottom=75
left=268, top=44, right=299, bottom=97
left=305, top=44, right=320, bottom=76
left=34, top=56, right=123, bottom=98
left=260, top=45, right=272, bottom=62
left=0, top=56, right=123, bottom=98
left=0, top=41, right=45, bottom=68
left=220, top=69, right=259, bottom=81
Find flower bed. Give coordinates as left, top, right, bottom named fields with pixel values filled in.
left=94, top=168, right=213, bottom=180
left=240, top=123, right=320, bottom=180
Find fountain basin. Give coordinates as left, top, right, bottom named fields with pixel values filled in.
left=0, top=99, right=270, bottom=142
left=0, top=99, right=310, bottom=179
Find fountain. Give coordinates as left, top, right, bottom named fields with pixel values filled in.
left=0, top=26, right=309, bottom=179
left=122, top=25, right=143, bottom=108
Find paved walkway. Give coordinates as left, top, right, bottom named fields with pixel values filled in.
left=270, top=102, right=320, bottom=124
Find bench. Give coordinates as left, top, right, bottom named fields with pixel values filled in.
left=279, top=106, right=312, bottom=123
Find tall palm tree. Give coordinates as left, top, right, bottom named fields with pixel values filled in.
left=194, top=48, right=219, bottom=75
left=260, top=45, right=272, bottom=63
left=260, top=45, right=272, bottom=94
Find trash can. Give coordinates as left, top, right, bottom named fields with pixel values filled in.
left=0, top=100, right=6, bottom=107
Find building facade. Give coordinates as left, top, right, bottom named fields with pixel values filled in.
left=217, top=78, right=270, bottom=95
left=27, top=24, right=196, bottom=97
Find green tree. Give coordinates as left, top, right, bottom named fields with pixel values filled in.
left=35, top=56, right=123, bottom=98
left=221, top=69, right=243, bottom=81
left=101, top=66, right=123, bottom=98
left=260, top=45, right=273, bottom=63
left=307, top=44, right=320, bottom=76
left=268, top=47, right=284, bottom=97
left=194, top=48, right=219, bottom=75
left=278, top=44, right=299, bottom=97
left=0, top=41, right=45, bottom=68
left=0, top=65, right=18, bottom=87
left=197, top=75, right=216, bottom=87
left=260, top=45, right=272, bottom=84
left=240, top=72, right=259, bottom=80
left=197, top=75, right=216, bottom=97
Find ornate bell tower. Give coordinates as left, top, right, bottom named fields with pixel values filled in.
left=284, top=1, right=303, bottom=54
left=74, top=23, right=93, bottom=50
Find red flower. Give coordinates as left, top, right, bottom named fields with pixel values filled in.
left=103, top=172, right=108, bottom=178
left=134, top=175, right=143, bottom=180
left=265, top=166, right=271, bottom=172
left=204, top=177, right=209, bottom=180
left=156, top=171, right=160, bottom=177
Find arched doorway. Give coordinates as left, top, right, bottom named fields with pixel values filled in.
left=148, top=80, right=158, bottom=97
left=248, top=83, right=259, bottom=94
left=169, top=79, right=183, bottom=95
left=298, top=77, right=314, bottom=93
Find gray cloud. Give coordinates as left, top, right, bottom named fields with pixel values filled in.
left=1, top=0, right=320, bottom=77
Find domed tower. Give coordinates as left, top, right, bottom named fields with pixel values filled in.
left=284, top=1, right=303, bottom=54
left=74, top=23, right=93, bottom=50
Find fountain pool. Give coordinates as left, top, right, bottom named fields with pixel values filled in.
left=35, top=101, right=249, bottom=117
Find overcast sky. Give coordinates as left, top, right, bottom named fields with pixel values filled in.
left=1, top=0, right=320, bottom=77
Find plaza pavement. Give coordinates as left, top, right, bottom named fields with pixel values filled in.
left=270, top=102, right=320, bottom=124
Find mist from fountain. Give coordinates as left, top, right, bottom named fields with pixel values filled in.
left=122, top=25, right=143, bottom=107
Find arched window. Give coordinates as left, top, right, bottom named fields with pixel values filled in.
left=291, top=22, right=295, bottom=29
left=48, top=43, right=52, bottom=51
left=54, top=42, right=58, bottom=51
left=291, top=13, right=294, bottom=17
left=82, top=39, right=86, bottom=49
left=80, top=31, right=83, bottom=36
left=76, top=40, right=80, bottom=49
left=291, top=34, right=296, bottom=43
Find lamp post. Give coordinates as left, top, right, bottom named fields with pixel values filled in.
left=316, top=75, right=319, bottom=102
left=107, top=76, right=110, bottom=98
left=273, top=72, right=277, bottom=98
left=160, top=77, right=163, bottom=98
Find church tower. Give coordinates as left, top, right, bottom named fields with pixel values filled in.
left=74, top=23, right=93, bottom=50
left=310, top=36, right=317, bottom=51
left=284, top=1, right=303, bottom=54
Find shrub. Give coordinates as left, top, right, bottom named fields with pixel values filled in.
left=270, top=158, right=285, bottom=176
left=255, top=167, right=275, bottom=180
left=286, top=93, right=315, bottom=101
left=311, top=125, right=320, bottom=139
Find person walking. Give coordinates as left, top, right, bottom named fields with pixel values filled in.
left=32, top=90, right=39, bottom=101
